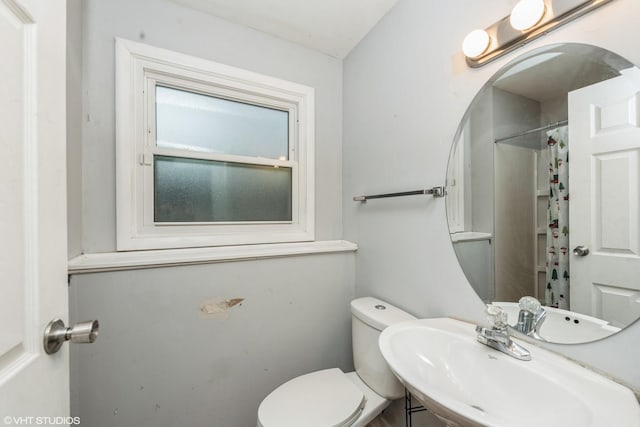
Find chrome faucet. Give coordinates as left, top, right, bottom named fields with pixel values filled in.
left=476, top=305, right=531, bottom=361
left=515, top=296, right=547, bottom=340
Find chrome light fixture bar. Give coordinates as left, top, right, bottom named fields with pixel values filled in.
left=464, top=0, right=615, bottom=68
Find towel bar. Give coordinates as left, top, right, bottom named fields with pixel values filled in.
left=353, top=186, right=445, bottom=202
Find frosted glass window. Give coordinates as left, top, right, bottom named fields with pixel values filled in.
left=154, top=156, right=292, bottom=223
left=156, top=86, right=289, bottom=160
left=116, top=39, right=314, bottom=250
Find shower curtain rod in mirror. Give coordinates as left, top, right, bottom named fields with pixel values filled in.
left=494, top=120, right=568, bottom=144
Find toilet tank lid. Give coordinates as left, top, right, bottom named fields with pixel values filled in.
left=350, top=297, right=416, bottom=331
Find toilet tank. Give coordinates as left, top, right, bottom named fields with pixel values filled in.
left=350, top=297, right=416, bottom=399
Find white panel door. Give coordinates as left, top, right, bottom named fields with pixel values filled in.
left=569, top=69, right=640, bottom=328
left=0, top=0, right=69, bottom=421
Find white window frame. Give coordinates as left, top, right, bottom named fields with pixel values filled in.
left=115, top=38, right=315, bottom=251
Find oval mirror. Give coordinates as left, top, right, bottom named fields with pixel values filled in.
left=447, top=43, right=640, bottom=344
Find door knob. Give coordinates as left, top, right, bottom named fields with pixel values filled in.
left=43, top=318, right=99, bottom=355
left=573, top=246, right=590, bottom=257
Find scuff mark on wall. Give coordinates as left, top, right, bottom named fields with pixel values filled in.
left=199, top=297, right=245, bottom=319
left=226, top=298, right=244, bottom=308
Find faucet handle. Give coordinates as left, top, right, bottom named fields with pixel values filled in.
left=485, top=304, right=508, bottom=328
left=518, top=296, right=542, bottom=314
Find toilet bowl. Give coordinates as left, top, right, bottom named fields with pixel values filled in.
left=257, top=297, right=416, bottom=427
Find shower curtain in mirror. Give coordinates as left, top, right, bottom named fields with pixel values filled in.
left=545, top=126, right=569, bottom=309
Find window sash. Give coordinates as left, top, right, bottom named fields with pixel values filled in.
left=142, top=155, right=300, bottom=227
left=145, top=73, right=298, bottom=159
left=152, top=155, right=293, bottom=224
left=155, top=84, right=291, bottom=160
left=143, top=75, right=300, bottom=228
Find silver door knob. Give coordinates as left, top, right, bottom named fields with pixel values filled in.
left=573, top=246, right=590, bottom=257
left=43, top=318, right=99, bottom=355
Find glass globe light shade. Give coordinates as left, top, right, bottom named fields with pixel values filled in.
left=462, top=29, right=490, bottom=59
left=510, top=0, right=546, bottom=31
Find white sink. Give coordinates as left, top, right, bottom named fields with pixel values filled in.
left=379, top=318, right=640, bottom=427
left=494, top=302, right=620, bottom=343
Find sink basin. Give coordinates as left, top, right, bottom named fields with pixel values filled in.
left=379, top=318, right=640, bottom=427
left=494, top=301, right=620, bottom=343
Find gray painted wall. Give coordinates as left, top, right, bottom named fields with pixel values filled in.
left=343, top=0, right=640, bottom=391
left=70, top=254, right=355, bottom=427
left=66, top=0, right=82, bottom=259
left=451, top=240, right=492, bottom=302
left=468, top=89, right=493, bottom=235
left=493, top=88, right=540, bottom=302
left=69, top=1, right=354, bottom=427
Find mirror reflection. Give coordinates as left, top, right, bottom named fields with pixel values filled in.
left=447, top=43, right=640, bottom=344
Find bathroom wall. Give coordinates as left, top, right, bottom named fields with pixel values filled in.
left=68, top=1, right=354, bottom=426
left=494, top=142, right=536, bottom=301
left=70, top=254, right=354, bottom=427
left=493, top=88, right=540, bottom=302
left=66, top=0, right=83, bottom=259
left=344, top=0, right=640, bottom=392
left=468, top=89, right=493, bottom=235
left=451, top=240, right=493, bottom=302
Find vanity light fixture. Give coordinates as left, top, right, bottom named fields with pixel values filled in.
left=463, top=0, right=615, bottom=67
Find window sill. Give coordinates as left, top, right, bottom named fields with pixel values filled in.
left=67, top=240, right=358, bottom=274
left=450, top=232, right=492, bottom=243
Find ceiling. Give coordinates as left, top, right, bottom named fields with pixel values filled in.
left=494, top=53, right=622, bottom=103
left=170, top=0, right=399, bottom=59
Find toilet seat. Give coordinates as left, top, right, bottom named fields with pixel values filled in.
left=257, top=368, right=365, bottom=427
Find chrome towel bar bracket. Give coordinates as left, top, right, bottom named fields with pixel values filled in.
left=353, top=186, right=445, bottom=202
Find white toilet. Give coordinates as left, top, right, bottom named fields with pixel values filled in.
left=257, top=297, right=416, bottom=427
